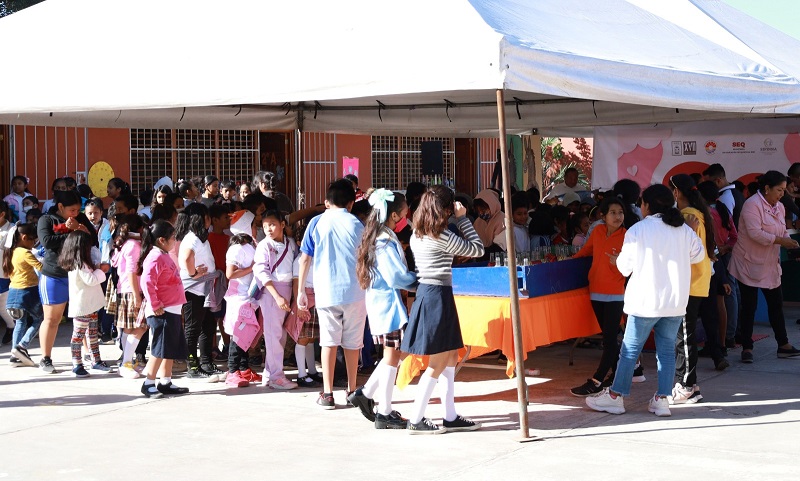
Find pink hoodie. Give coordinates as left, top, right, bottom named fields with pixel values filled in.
left=473, top=189, right=504, bottom=248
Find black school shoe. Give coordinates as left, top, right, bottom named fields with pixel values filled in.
left=375, top=411, right=407, bottom=430
left=141, top=382, right=164, bottom=398
left=347, top=387, right=376, bottom=422
left=157, top=382, right=190, bottom=395
left=442, top=415, right=481, bottom=432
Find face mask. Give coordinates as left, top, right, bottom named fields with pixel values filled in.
left=23, top=205, right=33, bottom=213
left=176, top=208, right=185, bottom=214
left=479, top=213, right=492, bottom=221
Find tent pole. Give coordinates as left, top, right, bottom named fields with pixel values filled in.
left=496, top=89, right=530, bottom=439
left=294, top=128, right=303, bottom=207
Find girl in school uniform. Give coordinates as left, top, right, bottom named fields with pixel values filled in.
left=252, top=209, right=297, bottom=390
left=111, top=214, right=147, bottom=378
left=138, top=220, right=190, bottom=397
left=349, top=190, right=417, bottom=429
left=222, top=211, right=263, bottom=388
left=286, top=221, right=322, bottom=388
left=58, top=231, right=111, bottom=377
left=569, top=197, right=627, bottom=396
left=401, top=185, right=484, bottom=434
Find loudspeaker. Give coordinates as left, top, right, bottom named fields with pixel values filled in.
left=421, top=141, right=443, bottom=175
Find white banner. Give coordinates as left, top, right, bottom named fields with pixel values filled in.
left=593, top=119, right=800, bottom=190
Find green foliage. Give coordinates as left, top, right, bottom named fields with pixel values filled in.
left=541, top=137, right=593, bottom=196
left=0, top=0, right=45, bottom=17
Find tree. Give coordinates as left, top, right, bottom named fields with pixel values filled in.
left=0, top=0, right=45, bottom=17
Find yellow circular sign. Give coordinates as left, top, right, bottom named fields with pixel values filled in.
left=88, top=161, right=115, bottom=199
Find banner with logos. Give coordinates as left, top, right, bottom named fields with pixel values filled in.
left=592, top=118, right=800, bottom=190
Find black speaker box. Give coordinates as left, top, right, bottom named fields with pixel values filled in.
left=421, top=141, right=444, bottom=175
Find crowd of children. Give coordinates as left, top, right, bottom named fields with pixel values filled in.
left=3, top=161, right=800, bottom=428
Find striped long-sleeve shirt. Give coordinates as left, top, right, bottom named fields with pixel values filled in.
left=411, top=217, right=485, bottom=286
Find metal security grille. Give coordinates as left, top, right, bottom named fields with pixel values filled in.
left=12, top=126, right=88, bottom=201
left=130, top=129, right=258, bottom=194
left=301, top=132, right=337, bottom=207
left=478, top=137, right=500, bottom=190
left=371, top=136, right=455, bottom=191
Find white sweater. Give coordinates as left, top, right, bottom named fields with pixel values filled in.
left=67, top=265, right=107, bottom=318
left=616, top=215, right=705, bottom=318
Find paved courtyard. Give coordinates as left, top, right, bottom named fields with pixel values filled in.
left=2, top=312, right=799, bottom=481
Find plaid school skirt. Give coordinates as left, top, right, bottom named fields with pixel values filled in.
left=298, top=306, right=319, bottom=341
left=105, top=281, right=118, bottom=316
left=374, top=329, right=402, bottom=349
left=116, top=292, right=144, bottom=330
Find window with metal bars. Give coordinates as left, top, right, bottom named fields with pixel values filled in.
left=130, top=129, right=258, bottom=194
left=370, top=136, right=455, bottom=191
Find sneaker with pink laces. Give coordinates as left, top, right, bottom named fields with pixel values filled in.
left=269, top=376, right=298, bottom=390
left=225, top=371, right=250, bottom=388
left=240, top=368, right=262, bottom=384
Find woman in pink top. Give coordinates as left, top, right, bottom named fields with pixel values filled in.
left=728, top=171, right=800, bottom=362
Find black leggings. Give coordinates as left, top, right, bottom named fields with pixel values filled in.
left=738, top=281, right=788, bottom=350
left=227, top=341, right=250, bottom=373
left=183, top=292, right=216, bottom=366
left=590, top=300, right=624, bottom=382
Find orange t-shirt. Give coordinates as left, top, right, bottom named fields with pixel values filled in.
left=573, top=224, right=626, bottom=295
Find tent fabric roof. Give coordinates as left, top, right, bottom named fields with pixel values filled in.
left=1, top=0, right=799, bottom=135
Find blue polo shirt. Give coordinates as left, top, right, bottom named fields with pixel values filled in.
left=300, top=207, right=365, bottom=308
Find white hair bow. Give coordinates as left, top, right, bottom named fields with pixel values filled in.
left=368, top=188, right=395, bottom=223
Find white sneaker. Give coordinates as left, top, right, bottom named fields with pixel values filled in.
left=269, top=376, right=298, bottom=390
left=648, top=395, right=671, bottom=417
left=669, top=383, right=700, bottom=405
left=585, top=388, right=625, bottom=414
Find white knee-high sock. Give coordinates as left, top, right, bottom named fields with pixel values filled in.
left=295, top=344, right=307, bottom=378
left=362, top=362, right=385, bottom=399
left=409, top=373, right=438, bottom=425
left=377, top=365, right=398, bottom=416
left=305, top=345, right=318, bottom=374
left=439, top=366, right=457, bottom=422
left=123, top=333, right=139, bottom=364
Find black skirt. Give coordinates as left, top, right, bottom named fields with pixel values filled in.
left=148, top=311, right=188, bottom=360
left=401, top=284, right=464, bottom=355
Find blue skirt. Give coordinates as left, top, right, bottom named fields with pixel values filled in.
left=400, top=284, right=463, bottom=356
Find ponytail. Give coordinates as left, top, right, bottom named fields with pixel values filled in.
left=356, top=191, right=407, bottom=290
left=137, top=220, right=175, bottom=276
left=113, top=214, right=144, bottom=250
left=670, top=174, right=717, bottom=257
left=641, top=184, right=685, bottom=228
left=3, top=223, right=37, bottom=276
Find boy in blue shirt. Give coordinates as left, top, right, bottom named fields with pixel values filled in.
left=297, top=179, right=366, bottom=409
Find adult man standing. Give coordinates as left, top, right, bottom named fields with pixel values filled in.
left=702, top=163, right=744, bottom=228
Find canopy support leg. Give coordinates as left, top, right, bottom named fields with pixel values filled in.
left=496, top=89, right=530, bottom=440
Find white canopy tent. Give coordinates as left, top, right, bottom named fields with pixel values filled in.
left=4, top=0, right=800, bottom=438
left=1, top=0, right=800, bottom=135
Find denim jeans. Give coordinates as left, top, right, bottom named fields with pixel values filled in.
left=611, top=314, right=683, bottom=397
left=8, top=286, right=44, bottom=349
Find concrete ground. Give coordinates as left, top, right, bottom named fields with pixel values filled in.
left=2, top=311, right=799, bottom=481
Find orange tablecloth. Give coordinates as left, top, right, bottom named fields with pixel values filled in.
left=397, top=287, right=599, bottom=388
